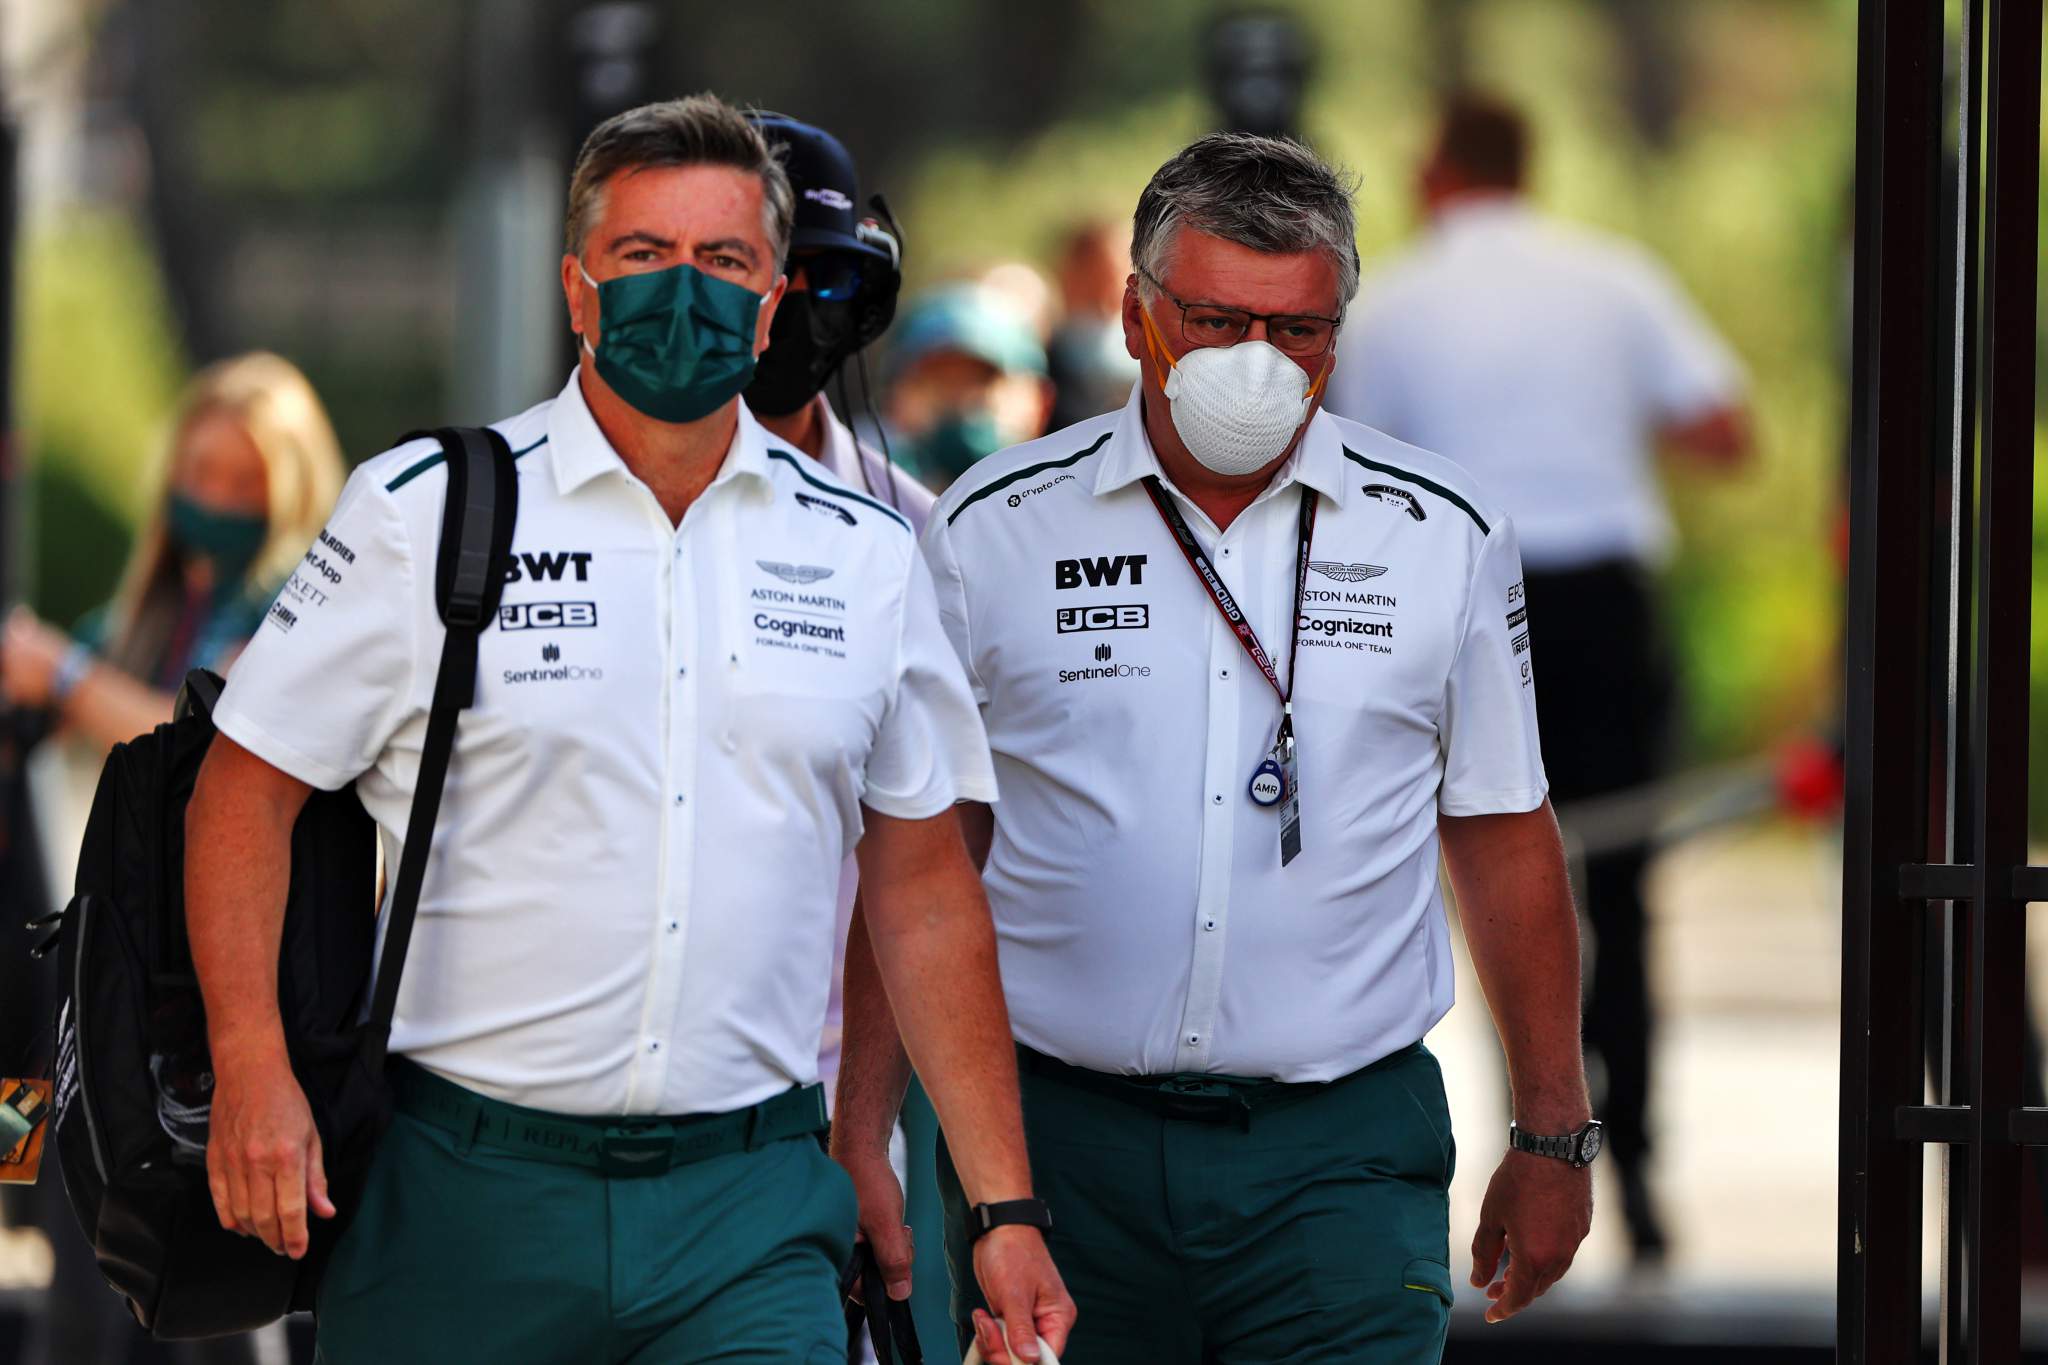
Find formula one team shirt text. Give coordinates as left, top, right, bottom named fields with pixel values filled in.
left=214, top=372, right=995, bottom=1117
left=923, top=387, right=1547, bottom=1082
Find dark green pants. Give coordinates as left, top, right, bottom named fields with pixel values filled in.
left=940, top=1044, right=1456, bottom=1364
left=314, top=1077, right=855, bottom=1365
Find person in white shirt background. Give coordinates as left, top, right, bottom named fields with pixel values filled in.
left=183, top=93, right=1072, bottom=1365
left=838, top=129, right=1598, bottom=1364
left=740, top=110, right=927, bottom=1355
left=1327, top=91, right=1753, bottom=1265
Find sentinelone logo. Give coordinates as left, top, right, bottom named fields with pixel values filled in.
left=503, top=662, right=604, bottom=685
left=1057, top=660, right=1152, bottom=684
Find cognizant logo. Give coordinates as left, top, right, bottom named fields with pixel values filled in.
left=755, top=613, right=847, bottom=643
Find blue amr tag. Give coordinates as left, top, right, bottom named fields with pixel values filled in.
left=1249, top=756, right=1285, bottom=807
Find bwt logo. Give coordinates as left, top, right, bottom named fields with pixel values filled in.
left=1055, top=605, right=1149, bottom=634
left=541, top=643, right=560, bottom=662
left=1055, top=554, right=1147, bottom=590
left=1094, top=643, right=1112, bottom=662
left=499, top=601, right=598, bottom=631
left=503, top=551, right=594, bottom=583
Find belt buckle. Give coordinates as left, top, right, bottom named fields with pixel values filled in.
left=1155, top=1078, right=1235, bottom=1123
left=600, top=1124, right=675, bottom=1177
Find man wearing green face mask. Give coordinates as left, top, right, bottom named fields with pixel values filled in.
left=184, top=93, right=1071, bottom=1365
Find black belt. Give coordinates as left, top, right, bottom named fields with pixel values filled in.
left=1016, top=1043, right=1421, bottom=1128
left=390, top=1059, right=828, bottom=1178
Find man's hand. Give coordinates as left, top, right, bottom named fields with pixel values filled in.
left=840, top=1147, right=915, bottom=1302
left=205, top=1045, right=336, bottom=1258
left=1468, top=1150, right=1592, bottom=1323
left=970, top=1225, right=1074, bottom=1362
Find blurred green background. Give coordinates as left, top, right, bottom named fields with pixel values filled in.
left=14, top=0, right=1856, bottom=770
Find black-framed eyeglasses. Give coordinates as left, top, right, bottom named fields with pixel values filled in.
left=1138, top=266, right=1341, bottom=359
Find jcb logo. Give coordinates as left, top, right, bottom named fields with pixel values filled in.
left=1055, top=605, right=1150, bottom=633
left=1054, top=554, right=1147, bottom=590
left=499, top=601, right=598, bottom=631
left=504, top=551, right=594, bottom=583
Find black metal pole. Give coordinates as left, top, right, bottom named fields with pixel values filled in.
left=1955, top=1, right=2040, bottom=1359
left=1840, top=0, right=1946, bottom=1359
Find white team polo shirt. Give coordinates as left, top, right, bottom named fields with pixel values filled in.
left=924, top=388, right=1546, bottom=1082
left=800, top=392, right=938, bottom=1098
left=215, top=372, right=994, bottom=1117
left=1327, top=198, right=1745, bottom=572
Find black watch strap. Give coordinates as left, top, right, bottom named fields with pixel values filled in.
left=970, top=1198, right=1053, bottom=1242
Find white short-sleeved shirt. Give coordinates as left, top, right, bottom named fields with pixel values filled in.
left=924, top=387, right=1546, bottom=1082
left=216, top=372, right=994, bottom=1117
left=800, top=392, right=938, bottom=1099
left=1326, top=198, right=1746, bottom=572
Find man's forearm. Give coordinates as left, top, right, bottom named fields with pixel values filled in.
left=186, top=741, right=302, bottom=1069
left=830, top=897, right=915, bottom=1163
left=1441, top=802, right=1590, bottom=1131
left=865, top=861, right=1031, bottom=1203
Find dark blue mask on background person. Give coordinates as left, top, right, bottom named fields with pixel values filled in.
left=166, top=492, right=267, bottom=584
left=580, top=261, right=768, bottom=424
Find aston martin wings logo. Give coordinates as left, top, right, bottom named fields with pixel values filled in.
left=757, top=560, right=836, bottom=586
left=1308, top=561, right=1389, bottom=583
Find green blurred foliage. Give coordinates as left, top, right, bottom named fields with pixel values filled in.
left=899, top=0, right=1855, bottom=765
left=17, top=208, right=188, bottom=627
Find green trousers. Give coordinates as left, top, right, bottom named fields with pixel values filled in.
left=314, top=1069, right=855, bottom=1365
left=939, top=1044, right=1457, bottom=1364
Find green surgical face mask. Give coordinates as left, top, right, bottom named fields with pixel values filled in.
left=166, top=492, right=267, bottom=584
left=580, top=261, right=768, bottom=424
left=907, top=409, right=1006, bottom=486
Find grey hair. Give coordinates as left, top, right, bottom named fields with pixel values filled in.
left=1132, top=131, right=1360, bottom=310
left=564, top=94, right=793, bottom=268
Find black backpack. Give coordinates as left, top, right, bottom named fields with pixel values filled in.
left=34, top=426, right=518, bottom=1339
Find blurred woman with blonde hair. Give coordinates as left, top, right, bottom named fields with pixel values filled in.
left=6, top=351, right=343, bottom=1365
left=2, top=351, right=344, bottom=747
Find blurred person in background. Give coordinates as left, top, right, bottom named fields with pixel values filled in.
left=2, top=352, right=343, bottom=750
left=740, top=111, right=926, bottom=1338
left=1328, top=91, right=1752, bottom=1265
left=885, top=285, right=1052, bottom=492
left=1045, top=220, right=1142, bottom=431
left=840, top=130, right=1597, bottom=1363
left=2, top=349, right=343, bottom=1365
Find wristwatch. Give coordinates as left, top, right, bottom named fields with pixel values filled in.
left=970, top=1198, right=1053, bottom=1242
left=1508, top=1119, right=1604, bottom=1168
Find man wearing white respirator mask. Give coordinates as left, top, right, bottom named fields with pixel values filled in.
left=836, top=132, right=1596, bottom=1363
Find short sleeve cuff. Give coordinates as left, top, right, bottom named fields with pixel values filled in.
left=1437, top=783, right=1548, bottom=819
left=860, top=771, right=999, bottom=822
left=212, top=700, right=361, bottom=793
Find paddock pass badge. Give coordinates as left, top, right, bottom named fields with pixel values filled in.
left=0, top=1079, right=52, bottom=1184
left=1249, top=757, right=1285, bottom=807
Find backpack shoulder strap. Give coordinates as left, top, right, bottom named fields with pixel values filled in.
left=363, top=426, right=519, bottom=1060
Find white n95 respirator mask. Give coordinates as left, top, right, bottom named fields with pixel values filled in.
left=1141, top=305, right=1326, bottom=476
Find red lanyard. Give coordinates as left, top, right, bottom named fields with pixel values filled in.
left=1139, top=476, right=1316, bottom=750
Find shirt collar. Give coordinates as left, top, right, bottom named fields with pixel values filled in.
left=807, top=391, right=864, bottom=486
left=1430, top=194, right=1532, bottom=241
left=546, top=368, right=775, bottom=497
left=1091, top=380, right=1351, bottom=509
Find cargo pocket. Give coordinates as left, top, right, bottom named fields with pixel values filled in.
left=1401, top=1256, right=1454, bottom=1309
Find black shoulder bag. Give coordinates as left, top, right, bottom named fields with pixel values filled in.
left=39, top=426, right=517, bottom=1339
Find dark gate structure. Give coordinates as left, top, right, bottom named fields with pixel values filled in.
left=1841, top=0, right=2046, bottom=1361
